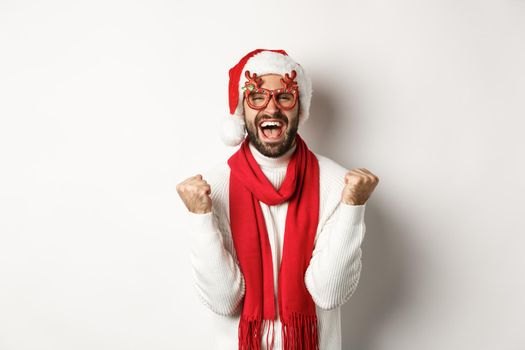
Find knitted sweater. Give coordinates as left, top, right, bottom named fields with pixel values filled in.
left=188, top=141, right=366, bottom=350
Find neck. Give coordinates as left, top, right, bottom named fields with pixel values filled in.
left=249, top=138, right=297, bottom=168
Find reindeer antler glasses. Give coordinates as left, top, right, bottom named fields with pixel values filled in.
left=241, top=70, right=300, bottom=110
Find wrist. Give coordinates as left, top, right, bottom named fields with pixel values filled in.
left=191, top=208, right=212, bottom=214
left=341, top=199, right=364, bottom=206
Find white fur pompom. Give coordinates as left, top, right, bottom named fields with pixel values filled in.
left=220, top=114, right=246, bottom=146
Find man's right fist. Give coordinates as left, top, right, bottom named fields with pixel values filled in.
left=176, top=174, right=212, bottom=214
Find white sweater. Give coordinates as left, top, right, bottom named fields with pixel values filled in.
left=188, top=141, right=366, bottom=350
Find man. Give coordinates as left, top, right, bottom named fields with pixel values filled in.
left=176, top=49, right=379, bottom=350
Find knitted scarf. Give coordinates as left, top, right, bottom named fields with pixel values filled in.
left=227, top=133, right=320, bottom=350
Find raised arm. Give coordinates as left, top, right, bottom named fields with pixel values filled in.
left=177, top=174, right=245, bottom=316
left=305, top=166, right=378, bottom=310
left=304, top=202, right=366, bottom=310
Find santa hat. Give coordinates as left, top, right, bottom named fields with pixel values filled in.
left=220, top=49, right=313, bottom=146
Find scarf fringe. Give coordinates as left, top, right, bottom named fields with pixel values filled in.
left=238, top=315, right=275, bottom=350
left=281, top=312, right=320, bottom=350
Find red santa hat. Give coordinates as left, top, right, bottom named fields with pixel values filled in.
left=220, top=49, right=313, bottom=146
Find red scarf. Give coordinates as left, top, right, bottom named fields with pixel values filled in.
left=227, top=133, right=320, bottom=350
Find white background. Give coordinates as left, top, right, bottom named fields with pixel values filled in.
left=1, top=0, right=524, bottom=349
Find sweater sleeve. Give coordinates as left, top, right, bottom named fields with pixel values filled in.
left=304, top=202, right=366, bottom=310
left=189, top=210, right=245, bottom=316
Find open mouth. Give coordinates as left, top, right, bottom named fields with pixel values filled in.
left=258, top=119, right=286, bottom=142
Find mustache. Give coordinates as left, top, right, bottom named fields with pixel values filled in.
left=256, top=112, right=288, bottom=125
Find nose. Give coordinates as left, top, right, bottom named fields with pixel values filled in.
left=264, top=95, right=280, bottom=114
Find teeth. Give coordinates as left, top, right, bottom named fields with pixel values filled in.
left=260, top=121, right=282, bottom=127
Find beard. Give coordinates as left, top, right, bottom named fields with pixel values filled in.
left=244, top=110, right=299, bottom=158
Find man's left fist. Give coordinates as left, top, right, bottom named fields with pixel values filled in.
left=341, top=168, right=379, bottom=205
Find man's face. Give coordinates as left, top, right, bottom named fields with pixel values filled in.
left=243, top=74, right=300, bottom=158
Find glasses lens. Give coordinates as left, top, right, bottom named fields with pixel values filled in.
left=276, top=92, right=295, bottom=108
left=248, top=92, right=269, bottom=107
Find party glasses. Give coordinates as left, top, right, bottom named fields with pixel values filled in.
left=241, top=70, right=300, bottom=111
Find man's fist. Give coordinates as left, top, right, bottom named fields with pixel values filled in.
left=341, top=168, right=379, bottom=206
left=176, top=174, right=212, bottom=214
